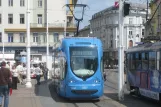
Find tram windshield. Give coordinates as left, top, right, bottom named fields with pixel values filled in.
left=70, top=46, right=98, bottom=79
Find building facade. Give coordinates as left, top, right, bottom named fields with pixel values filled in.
left=148, top=0, right=161, bottom=37
left=0, top=0, right=76, bottom=65
left=89, top=2, right=149, bottom=67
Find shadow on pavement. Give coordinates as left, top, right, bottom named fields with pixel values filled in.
left=104, top=92, right=161, bottom=107
left=34, top=80, right=100, bottom=103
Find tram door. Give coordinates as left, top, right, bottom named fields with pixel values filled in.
left=140, top=52, right=149, bottom=89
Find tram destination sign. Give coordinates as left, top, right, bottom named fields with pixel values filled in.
left=72, top=51, right=93, bottom=56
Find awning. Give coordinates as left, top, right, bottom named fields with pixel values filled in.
left=0, top=54, right=14, bottom=59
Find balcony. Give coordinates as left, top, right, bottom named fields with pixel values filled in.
left=0, top=42, right=56, bottom=47
left=30, top=23, right=76, bottom=28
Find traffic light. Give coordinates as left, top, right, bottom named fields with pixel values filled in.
left=124, top=3, right=130, bottom=17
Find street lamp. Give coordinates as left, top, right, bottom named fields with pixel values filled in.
left=46, top=9, right=50, bottom=79
left=26, top=0, right=32, bottom=88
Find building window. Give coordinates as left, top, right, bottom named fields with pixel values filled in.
left=43, top=34, right=46, bottom=43
left=142, top=18, right=146, bottom=24
left=129, top=18, right=133, bottom=24
left=142, top=29, right=145, bottom=36
left=66, top=33, right=69, bottom=37
left=110, top=40, right=113, bottom=48
left=0, top=14, right=1, bottom=24
left=20, top=0, right=25, bottom=6
left=9, top=0, right=13, bottom=6
left=8, top=33, right=13, bottom=42
left=8, top=14, right=13, bottom=24
left=0, top=32, right=2, bottom=42
left=20, top=33, right=25, bottom=43
left=20, top=14, right=25, bottom=24
left=54, top=33, right=59, bottom=42
left=0, top=0, right=1, bottom=6
left=33, top=33, right=38, bottom=43
left=37, top=14, right=42, bottom=24
left=129, top=28, right=133, bottom=35
left=38, top=0, right=42, bottom=7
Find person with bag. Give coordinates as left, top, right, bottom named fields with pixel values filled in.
left=0, top=61, right=12, bottom=107
left=11, top=65, right=18, bottom=90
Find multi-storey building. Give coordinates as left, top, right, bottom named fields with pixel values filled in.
left=0, top=0, right=76, bottom=65
left=88, top=2, right=150, bottom=66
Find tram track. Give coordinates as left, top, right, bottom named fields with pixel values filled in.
left=72, top=102, right=101, bottom=107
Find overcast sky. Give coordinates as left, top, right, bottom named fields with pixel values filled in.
left=74, top=0, right=147, bottom=29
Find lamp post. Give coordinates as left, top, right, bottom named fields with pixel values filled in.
left=64, top=0, right=67, bottom=38
left=118, top=0, right=124, bottom=101
left=26, top=0, right=32, bottom=88
left=46, top=5, right=50, bottom=79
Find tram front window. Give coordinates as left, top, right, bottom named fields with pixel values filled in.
left=70, top=47, right=98, bottom=79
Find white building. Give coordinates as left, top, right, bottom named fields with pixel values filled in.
left=0, top=0, right=76, bottom=65
left=89, top=2, right=150, bottom=66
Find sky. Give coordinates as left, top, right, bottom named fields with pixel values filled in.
left=74, top=0, right=148, bottom=29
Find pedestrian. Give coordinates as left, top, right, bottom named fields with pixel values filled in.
left=43, top=65, right=48, bottom=81
left=35, top=64, right=42, bottom=85
left=22, top=63, right=27, bottom=84
left=6, top=62, right=11, bottom=71
left=103, top=71, right=107, bottom=81
left=16, top=62, right=23, bottom=84
left=11, top=66, right=18, bottom=90
left=0, top=61, right=12, bottom=107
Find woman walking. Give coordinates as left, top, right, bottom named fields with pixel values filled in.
left=12, top=66, right=18, bottom=89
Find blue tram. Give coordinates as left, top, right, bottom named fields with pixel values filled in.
left=52, top=37, right=104, bottom=99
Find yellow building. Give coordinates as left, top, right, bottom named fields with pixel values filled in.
left=149, top=0, right=161, bottom=36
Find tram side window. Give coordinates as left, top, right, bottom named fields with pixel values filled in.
left=127, top=54, right=130, bottom=69
left=135, top=53, right=142, bottom=69
left=159, top=51, right=161, bottom=70
left=142, top=52, right=148, bottom=70
left=149, top=52, right=156, bottom=70
left=130, top=53, right=136, bottom=69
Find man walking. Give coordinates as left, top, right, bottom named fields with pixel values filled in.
left=43, top=65, right=48, bottom=81
left=0, top=61, right=12, bottom=107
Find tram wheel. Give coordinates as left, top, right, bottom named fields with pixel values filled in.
left=134, top=88, right=141, bottom=96
left=56, top=86, right=60, bottom=95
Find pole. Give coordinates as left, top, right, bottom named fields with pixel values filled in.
left=76, top=21, right=80, bottom=36
left=64, top=0, right=67, bottom=37
left=26, top=0, right=32, bottom=88
left=118, top=0, right=124, bottom=101
left=146, top=0, right=148, bottom=21
left=2, top=29, right=4, bottom=61
left=46, top=9, right=50, bottom=79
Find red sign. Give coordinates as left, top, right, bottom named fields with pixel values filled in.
left=114, top=2, right=119, bottom=8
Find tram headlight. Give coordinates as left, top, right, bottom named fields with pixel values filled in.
left=68, top=78, right=76, bottom=83
left=94, top=78, right=100, bottom=83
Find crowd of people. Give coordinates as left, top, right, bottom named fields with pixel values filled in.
left=0, top=61, right=49, bottom=107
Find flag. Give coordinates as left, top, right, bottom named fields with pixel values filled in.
left=114, top=1, right=119, bottom=8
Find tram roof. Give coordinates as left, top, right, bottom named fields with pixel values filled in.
left=126, top=41, right=161, bottom=53
left=61, top=37, right=102, bottom=46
